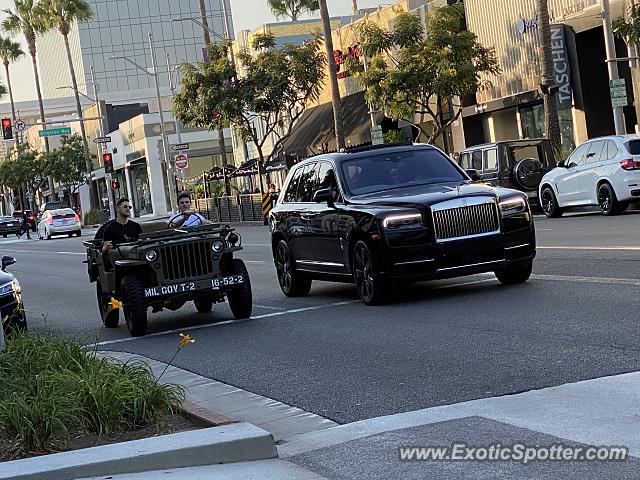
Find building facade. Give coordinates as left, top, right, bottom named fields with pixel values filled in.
left=462, top=0, right=633, bottom=149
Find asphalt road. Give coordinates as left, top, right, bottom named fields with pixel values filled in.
left=6, top=207, right=640, bottom=424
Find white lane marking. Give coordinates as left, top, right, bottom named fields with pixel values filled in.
left=538, top=246, right=640, bottom=251
left=244, top=260, right=266, bottom=264
left=532, top=274, right=640, bottom=286
left=254, top=304, right=285, bottom=310
left=434, top=279, right=496, bottom=289
left=56, top=251, right=85, bottom=255
left=94, top=299, right=361, bottom=346
left=243, top=243, right=271, bottom=247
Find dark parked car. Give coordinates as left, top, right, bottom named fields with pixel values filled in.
left=459, top=139, right=556, bottom=204
left=0, top=216, right=22, bottom=237
left=12, top=210, right=36, bottom=232
left=268, top=143, right=536, bottom=305
left=0, top=255, right=26, bottom=335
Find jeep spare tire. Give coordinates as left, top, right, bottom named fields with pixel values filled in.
left=513, top=158, right=544, bottom=191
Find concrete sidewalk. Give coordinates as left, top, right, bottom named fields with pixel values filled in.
left=88, top=353, right=640, bottom=479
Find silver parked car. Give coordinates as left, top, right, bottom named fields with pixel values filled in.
left=37, top=208, right=82, bottom=239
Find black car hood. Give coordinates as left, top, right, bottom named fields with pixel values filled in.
left=0, top=269, right=14, bottom=285
left=348, top=182, right=499, bottom=209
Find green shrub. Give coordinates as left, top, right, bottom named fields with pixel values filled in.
left=84, top=208, right=100, bottom=225
left=0, top=331, right=185, bottom=459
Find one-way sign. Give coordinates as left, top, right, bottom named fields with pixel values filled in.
left=93, top=136, right=111, bottom=144
left=171, top=143, right=189, bottom=151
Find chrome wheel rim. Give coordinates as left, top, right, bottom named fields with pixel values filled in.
left=276, top=244, right=292, bottom=293
left=354, top=245, right=374, bottom=302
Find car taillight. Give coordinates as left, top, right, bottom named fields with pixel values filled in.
left=620, top=158, right=640, bottom=170
left=74, top=214, right=80, bottom=222
left=47, top=217, right=53, bottom=225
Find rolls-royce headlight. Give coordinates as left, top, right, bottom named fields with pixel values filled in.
left=499, top=197, right=527, bottom=216
left=382, top=212, right=423, bottom=230
left=0, top=280, right=18, bottom=296
left=212, top=240, right=225, bottom=253
left=145, top=250, right=158, bottom=262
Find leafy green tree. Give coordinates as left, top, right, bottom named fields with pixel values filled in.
left=2, top=0, right=49, bottom=152
left=267, top=0, right=318, bottom=21
left=613, top=2, right=640, bottom=43
left=0, top=143, right=48, bottom=209
left=43, top=134, right=89, bottom=207
left=347, top=3, right=499, bottom=144
left=37, top=0, right=97, bottom=209
left=173, top=35, right=325, bottom=192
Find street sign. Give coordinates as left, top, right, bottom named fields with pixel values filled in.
left=38, top=127, right=71, bottom=138
left=175, top=153, right=188, bottom=169
left=171, top=143, right=189, bottom=151
left=14, top=119, right=25, bottom=132
left=370, top=125, right=384, bottom=145
left=93, top=136, right=111, bottom=144
left=610, top=79, right=628, bottom=107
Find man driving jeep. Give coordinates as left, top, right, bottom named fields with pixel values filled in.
left=102, top=198, right=142, bottom=263
left=168, top=192, right=212, bottom=228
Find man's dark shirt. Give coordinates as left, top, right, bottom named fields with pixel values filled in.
left=103, top=220, right=142, bottom=246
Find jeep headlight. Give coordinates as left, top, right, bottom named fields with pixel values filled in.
left=382, top=212, right=423, bottom=230
left=145, top=250, right=158, bottom=262
left=211, top=240, right=225, bottom=253
left=499, top=197, right=527, bottom=216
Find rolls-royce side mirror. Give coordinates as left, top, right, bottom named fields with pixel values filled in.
left=466, top=169, right=482, bottom=182
left=558, top=160, right=566, bottom=168
left=1, top=256, right=16, bottom=271
left=313, top=188, right=335, bottom=206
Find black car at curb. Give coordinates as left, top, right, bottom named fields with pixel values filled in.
left=268, top=143, right=536, bottom=305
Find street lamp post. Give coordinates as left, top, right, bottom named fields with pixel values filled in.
left=109, top=33, right=177, bottom=211
left=166, top=55, right=186, bottom=189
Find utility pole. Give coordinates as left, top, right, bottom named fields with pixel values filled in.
left=149, top=32, right=177, bottom=210
left=602, top=0, right=627, bottom=134
left=91, top=66, right=115, bottom=219
left=167, top=54, right=185, bottom=190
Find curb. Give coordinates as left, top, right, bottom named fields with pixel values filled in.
left=182, top=399, right=238, bottom=427
left=0, top=423, right=277, bottom=480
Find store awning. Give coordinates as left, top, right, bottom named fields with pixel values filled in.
left=281, top=91, right=384, bottom=158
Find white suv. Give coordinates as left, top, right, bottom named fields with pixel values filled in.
left=539, top=135, right=640, bottom=217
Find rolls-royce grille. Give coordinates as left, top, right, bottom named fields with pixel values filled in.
left=159, top=241, right=215, bottom=282
left=433, top=203, right=499, bottom=241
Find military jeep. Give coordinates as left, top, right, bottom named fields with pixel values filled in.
left=84, top=222, right=252, bottom=337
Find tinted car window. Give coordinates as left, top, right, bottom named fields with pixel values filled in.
left=283, top=165, right=304, bottom=203
left=484, top=149, right=498, bottom=171
left=341, top=149, right=466, bottom=196
left=586, top=140, right=606, bottom=163
left=317, top=162, right=340, bottom=201
left=297, top=163, right=318, bottom=202
left=459, top=152, right=472, bottom=169
left=471, top=150, right=483, bottom=170
left=625, top=140, right=640, bottom=155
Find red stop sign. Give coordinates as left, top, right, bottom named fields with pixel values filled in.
left=175, top=153, right=188, bottom=169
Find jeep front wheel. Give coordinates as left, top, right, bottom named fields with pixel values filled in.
left=97, top=281, right=119, bottom=328
left=121, top=276, right=148, bottom=337
left=226, top=259, right=252, bottom=319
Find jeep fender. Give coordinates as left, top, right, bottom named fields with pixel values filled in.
left=114, top=260, right=152, bottom=297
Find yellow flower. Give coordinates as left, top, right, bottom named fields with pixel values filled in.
left=178, top=333, right=195, bottom=349
left=449, top=68, right=457, bottom=76
left=109, top=298, right=123, bottom=309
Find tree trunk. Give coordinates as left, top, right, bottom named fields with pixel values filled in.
left=199, top=0, right=230, bottom=195
left=28, top=44, right=49, bottom=154
left=4, top=61, right=16, bottom=128
left=626, top=0, right=640, bottom=131
left=318, top=0, right=346, bottom=150
left=63, top=32, right=98, bottom=210
left=352, top=0, right=358, bottom=15
left=536, top=0, right=562, bottom=152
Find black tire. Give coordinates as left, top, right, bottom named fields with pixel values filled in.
left=194, top=299, right=213, bottom=313
left=274, top=240, right=312, bottom=297
left=76, top=230, right=82, bottom=237
left=226, top=259, right=253, bottom=319
left=597, top=183, right=625, bottom=216
left=97, top=281, right=119, bottom=328
left=2, top=234, right=5, bottom=238
left=3, top=308, right=27, bottom=336
left=541, top=187, right=564, bottom=218
left=352, top=240, right=389, bottom=305
left=121, top=276, right=147, bottom=337
left=495, top=261, right=533, bottom=285
left=68, top=232, right=73, bottom=238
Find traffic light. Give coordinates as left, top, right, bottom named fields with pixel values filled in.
left=103, top=152, right=113, bottom=173
left=1, top=118, right=12, bottom=140
left=111, top=180, right=120, bottom=190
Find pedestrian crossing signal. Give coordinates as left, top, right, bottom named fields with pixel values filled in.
left=1, top=118, right=12, bottom=140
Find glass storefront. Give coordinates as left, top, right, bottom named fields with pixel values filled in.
left=129, top=162, right=153, bottom=216
left=519, top=103, right=574, bottom=149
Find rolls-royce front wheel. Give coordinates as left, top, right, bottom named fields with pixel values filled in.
left=352, top=241, right=389, bottom=306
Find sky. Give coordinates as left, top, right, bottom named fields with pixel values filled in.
left=0, top=0, right=387, bottom=104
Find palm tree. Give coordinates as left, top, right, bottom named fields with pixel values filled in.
left=267, top=0, right=319, bottom=21
left=352, top=0, right=358, bottom=15
left=37, top=0, right=98, bottom=209
left=0, top=36, right=23, bottom=129
left=536, top=0, right=561, bottom=152
left=317, top=0, right=345, bottom=150
left=2, top=0, right=49, bottom=153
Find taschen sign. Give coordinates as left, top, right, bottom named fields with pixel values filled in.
left=550, top=24, right=573, bottom=110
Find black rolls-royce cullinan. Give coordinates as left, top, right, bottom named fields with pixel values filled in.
left=268, top=143, right=536, bottom=305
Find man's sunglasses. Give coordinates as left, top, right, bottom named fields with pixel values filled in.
left=119, top=205, right=133, bottom=209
